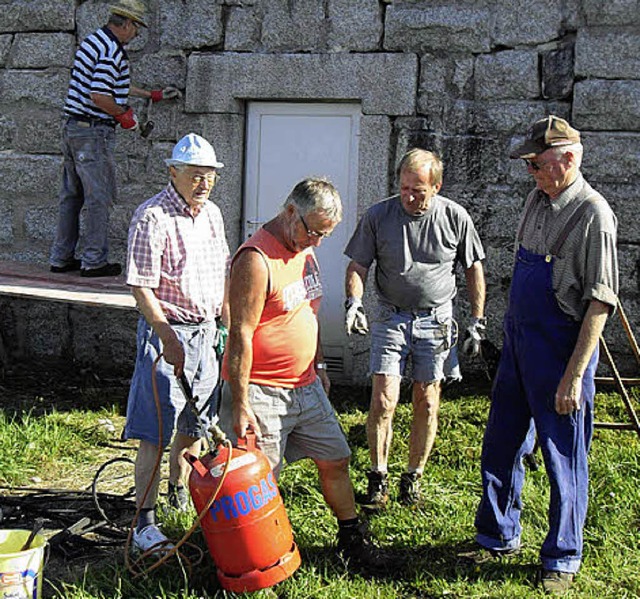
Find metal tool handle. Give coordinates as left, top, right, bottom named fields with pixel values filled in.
left=177, top=372, right=194, bottom=402
left=20, top=517, right=44, bottom=551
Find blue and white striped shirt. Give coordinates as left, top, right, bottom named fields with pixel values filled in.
left=64, top=26, right=130, bottom=123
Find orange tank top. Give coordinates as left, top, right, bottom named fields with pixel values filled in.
left=222, top=228, right=323, bottom=388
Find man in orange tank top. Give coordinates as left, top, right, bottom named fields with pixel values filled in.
left=219, top=178, right=383, bottom=571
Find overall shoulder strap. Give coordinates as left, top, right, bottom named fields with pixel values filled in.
left=516, top=194, right=539, bottom=243
left=550, top=195, right=601, bottom=256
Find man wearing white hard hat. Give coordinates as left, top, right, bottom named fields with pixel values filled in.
left=124, top=133, right=230, bottom=552
left=50, top=0, right=181, bottom=278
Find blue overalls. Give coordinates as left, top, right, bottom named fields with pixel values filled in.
left=475, top=237, right=599, bottom=574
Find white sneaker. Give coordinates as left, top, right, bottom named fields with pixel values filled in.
left=132, top=524, right=174, bottom=553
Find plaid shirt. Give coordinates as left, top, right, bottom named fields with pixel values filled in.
left=126, top=183, right=229, bottom=323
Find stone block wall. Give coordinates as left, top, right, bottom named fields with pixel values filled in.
left=1, top=0, right=639, bottom=381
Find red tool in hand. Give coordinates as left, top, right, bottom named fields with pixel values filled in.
left=114, top=107, right=139, bottom=131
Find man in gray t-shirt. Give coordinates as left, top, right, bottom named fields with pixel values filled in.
left=344, top=148, right=485, bottom=509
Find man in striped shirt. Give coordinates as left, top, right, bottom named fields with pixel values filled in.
left=124, top=133, right=229, bottom=553
left=50, top=0, right=180, bottom=278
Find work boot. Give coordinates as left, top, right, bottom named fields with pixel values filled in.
left=336, top=521, right=386, bottom=572
left=167, top=482, right=189, bottom=512
left=399, top=471, right=421, bottom=506
left=540, top=569, right=574, bottom=594
left=457, top=543, right=520, bottom=565
left=362, top=471, right=389, bottom=511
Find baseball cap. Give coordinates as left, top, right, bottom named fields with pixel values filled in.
left=110, top=0, right=148, bottom=28
left=165, top=133, right=224, bottom=168
left=510, top=115, right=581, bottom=159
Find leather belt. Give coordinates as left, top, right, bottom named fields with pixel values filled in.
left=66, top=114, right=115, bottom=128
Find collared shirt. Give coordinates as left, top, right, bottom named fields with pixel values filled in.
left=516, top=172, right=618, bottom=320
left=126, top=183, right=230, bottom=323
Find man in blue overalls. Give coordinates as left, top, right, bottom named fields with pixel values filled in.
left=474, top=116, right=619, bottom=594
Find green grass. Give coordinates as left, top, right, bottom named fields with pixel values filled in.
left=0, top=406, right=120, bottom=486
left=1, top=382, right=639, bottom=598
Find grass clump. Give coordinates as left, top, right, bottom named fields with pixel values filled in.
left=0, top=407, right=121, bottom=486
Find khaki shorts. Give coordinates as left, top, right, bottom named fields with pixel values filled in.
left=219, top=377, right=351, bottom=478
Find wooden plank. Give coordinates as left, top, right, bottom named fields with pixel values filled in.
left=0, top=260, right=136, bottom=310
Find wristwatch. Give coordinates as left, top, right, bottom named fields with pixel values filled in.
left=315, top=362, right=327, bottom=370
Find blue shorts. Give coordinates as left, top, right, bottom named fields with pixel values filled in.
left=370, top=302, right=458, bottom=383
left=124, top=317, right=220, bottom=447
left=218, top=377, right=351, bottom=478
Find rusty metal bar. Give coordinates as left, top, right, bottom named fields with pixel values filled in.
left=597, top=336, right=640, bottom=439
left=593, top=422, right=636, bottom=430
left=594, top=376, right=640, bottom=386
left=616, top=300, right=640, bottom=368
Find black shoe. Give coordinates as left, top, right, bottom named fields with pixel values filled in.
left=399, top=471, right=421, bottom=506
left=80, top=263, right=122, bottom=278
left=50, top=259, right=82, bottom=273
left=336, top=521, right=386, bottom=572
left=362, top=471, right=389, bottom=511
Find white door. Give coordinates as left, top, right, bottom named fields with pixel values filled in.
left=244, top=102, right=361, bottom=377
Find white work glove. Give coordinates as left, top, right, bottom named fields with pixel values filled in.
left=150, top=86, right=182, bottom=102
left=162, top=85, right=182, bottom=100
left=345, top=296, right=369, bottom=336
left=462, top=317, right=486, bottom=358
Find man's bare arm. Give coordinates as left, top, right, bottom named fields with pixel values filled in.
left=555, top=299, right=610, bottom=415
left=226, top=249, right=268, bottom=437
left=464, top=261, right=486, bottom=319
left=131, top=286, right=184, bottom=376
left=345, top=260, right=369, bottom=299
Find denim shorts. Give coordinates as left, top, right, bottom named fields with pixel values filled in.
left=124, top=317, right=220, bottom=447
left=218, top=377, right=351, bottom=478
left=370, top=302, right=457, bottom=383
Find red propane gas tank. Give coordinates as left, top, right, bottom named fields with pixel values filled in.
left=185, top=432, right=301, bottom=593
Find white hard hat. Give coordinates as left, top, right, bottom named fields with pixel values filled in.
left=165, top=133, right=224, bottom=169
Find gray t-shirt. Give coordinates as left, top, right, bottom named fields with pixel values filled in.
left=344, top=194, right=485, bottom=310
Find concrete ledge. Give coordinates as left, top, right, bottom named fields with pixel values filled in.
left=186, top=52, right=418, bottom=115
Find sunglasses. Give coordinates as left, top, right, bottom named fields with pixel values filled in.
left=523, top=158, right=554, bottom=171
left=299, top=213, right=331, bottom=239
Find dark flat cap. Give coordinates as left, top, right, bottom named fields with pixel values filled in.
left=510, top=115, right=581, bottom=159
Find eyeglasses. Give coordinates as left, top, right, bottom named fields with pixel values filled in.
left=523, top=158, right=553, bottom=172
left=189, top=172, right=219, bottom=186
left=299, top=213, right=331, bottom=239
